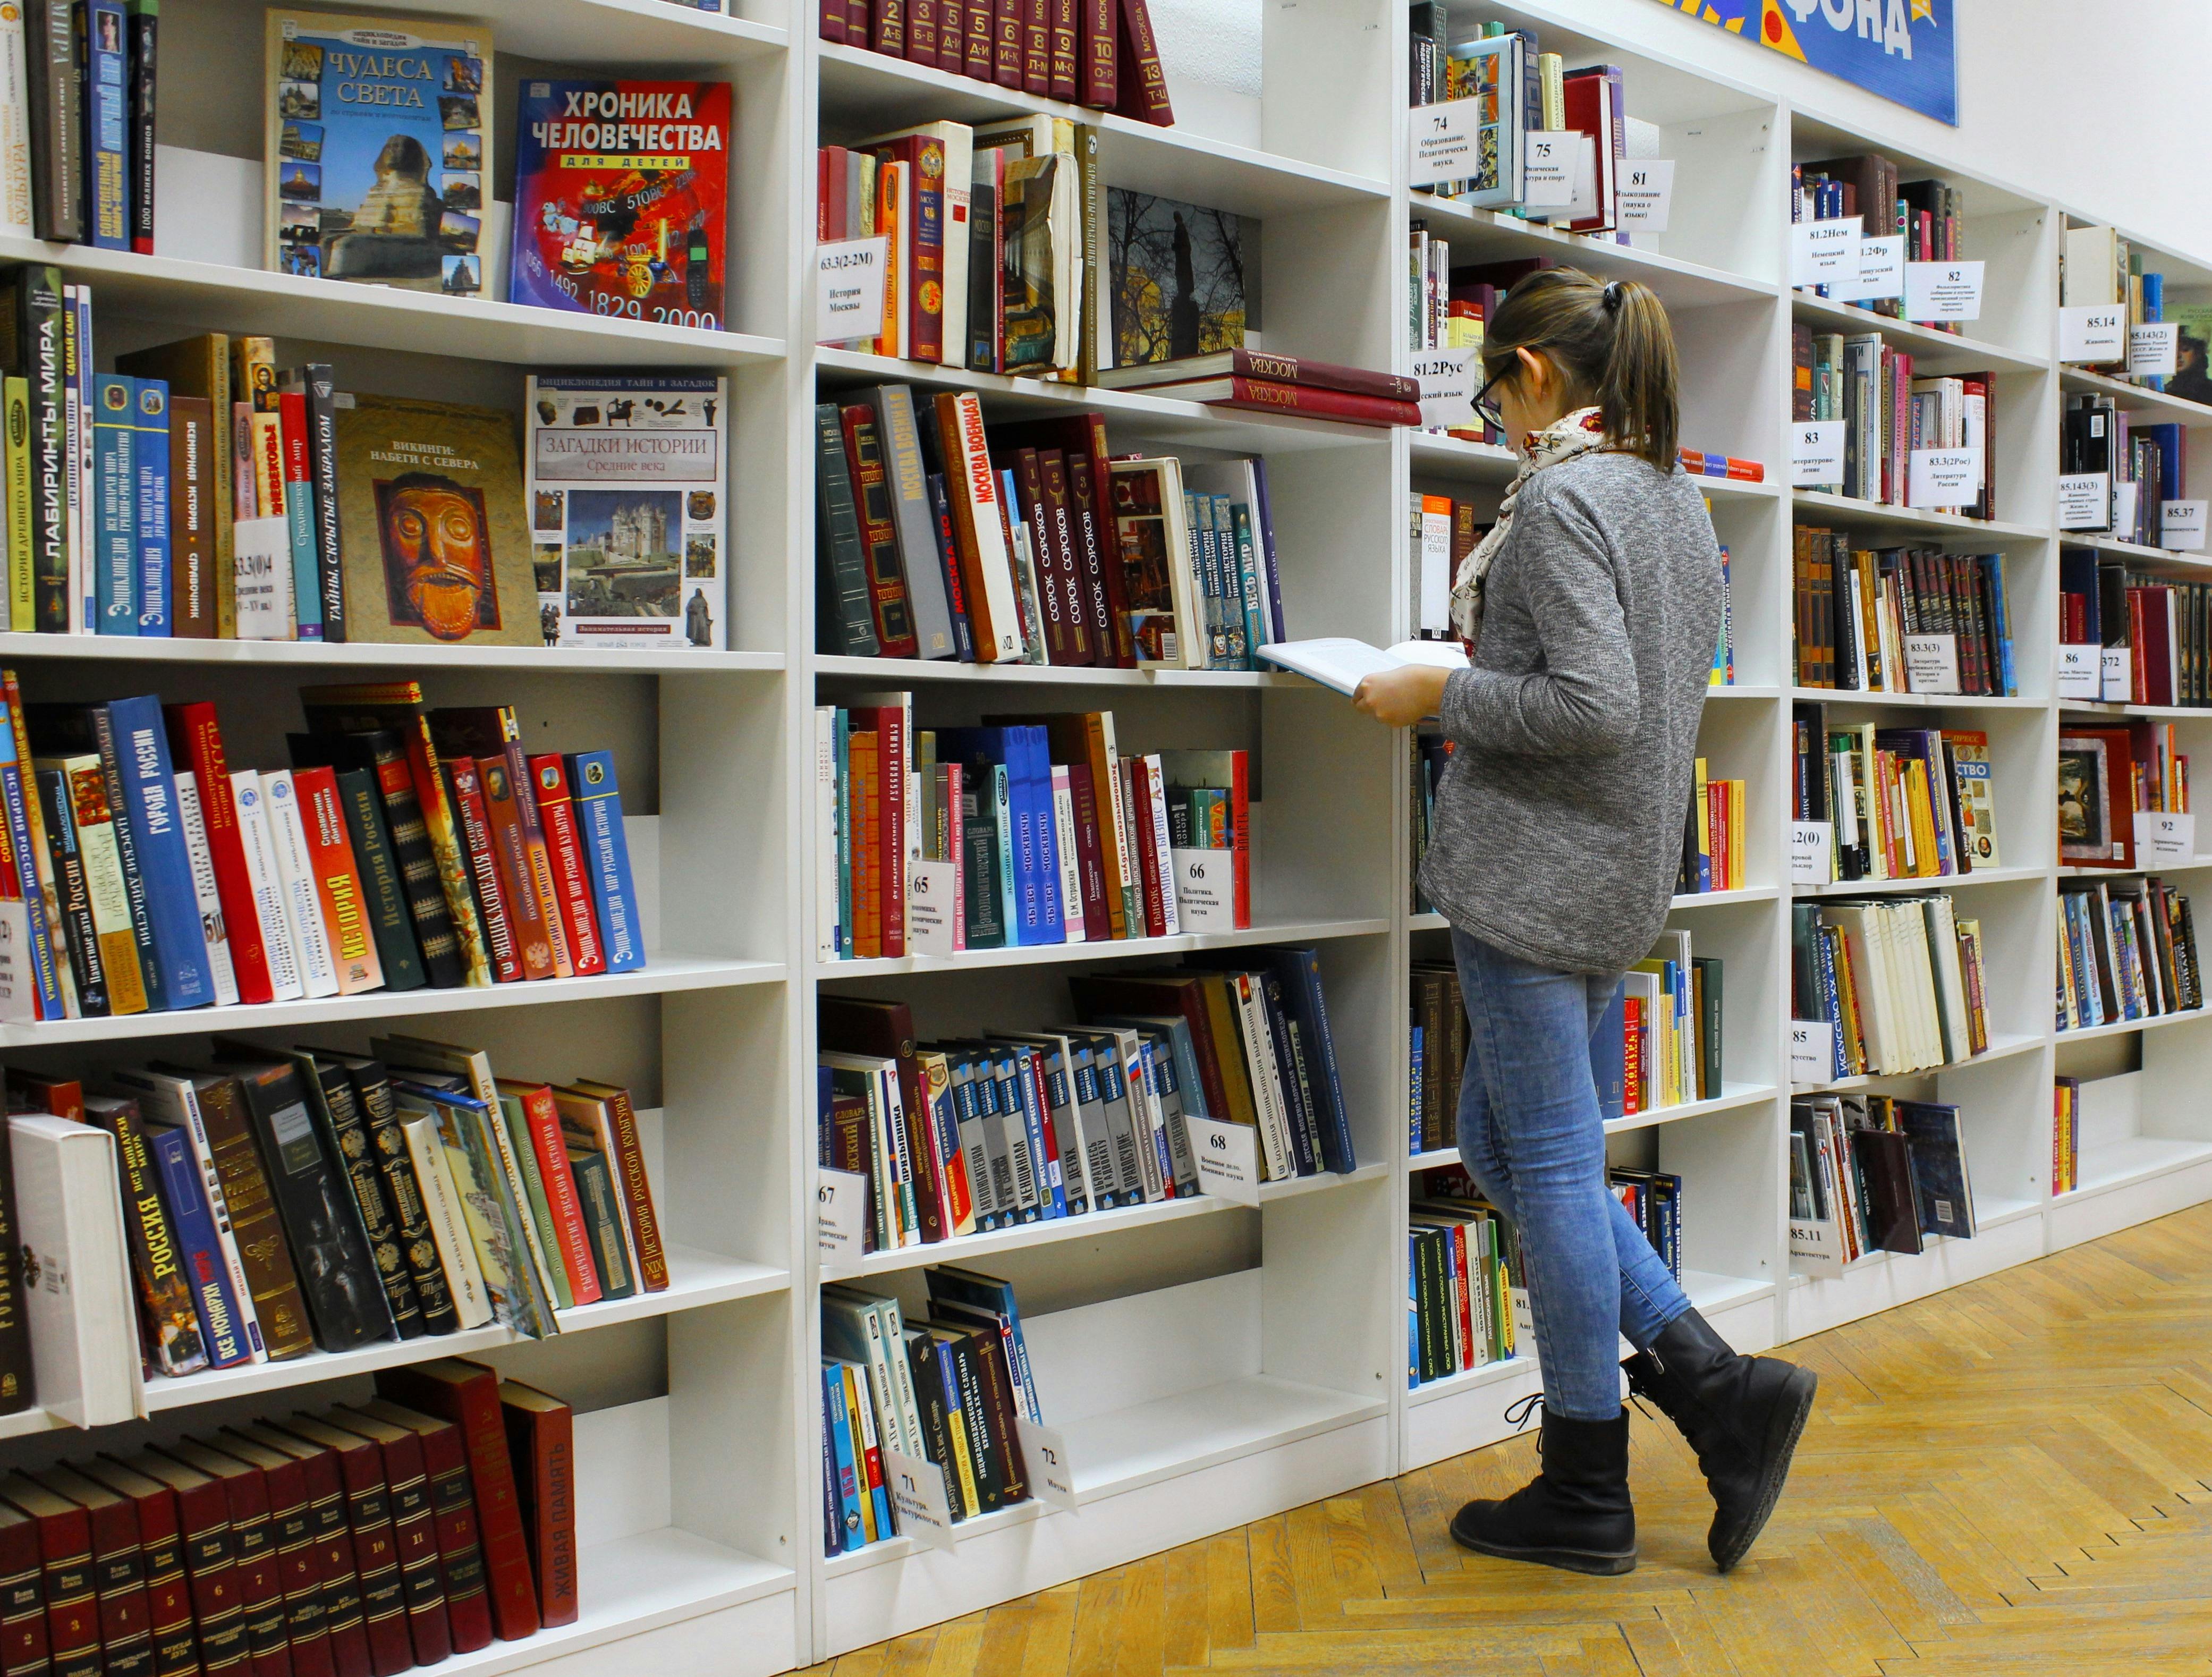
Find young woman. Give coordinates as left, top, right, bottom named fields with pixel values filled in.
left=1354, top=269, right=1816, bottom=1578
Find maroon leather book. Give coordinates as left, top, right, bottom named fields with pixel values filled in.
left=496, top=1384, right=577, bottom=1629
left=906, top=0, right=937, bottom=61
left=846, top=0, right=869, bottom=41
left=356, top=1402, right=491, bottom=1655
left=985, top=413, right=1129, bottom=665
left=1192, top=376, right=1420, bottom=427
left=231, top=1426, right=371, bottom=1677
left=964, top=0, right=995, bottom=80
left=0, top=1475, right=100, bottom=1677
left=372, top=1361, right=538, bottom=1642
left=218, top=1432, right=333, bottom=1677
left=1002, top=446, right=1081, bottom=665
left=1035, top=450, right=1099, bottom=662
left=871, top=0, right=904, bottom=56
left=1079, top=0, right=1115, bottom=106
left=158, top=1441, right=287, bottom=1677
left=0, top=1500, right=48, bottom=1677
left=270, top=1418, right=411, bottom=1677
left=1021, top=0, right=1049, bottom=92
left=325, top=1411, right=448, bottom=1670
left=1105, top=349, right=1421, bottom=402
left=937, top=0, right=966, bottom=70
left=1046, top=0, right=1079, bottom=97
left=78, top=1462, right=193, bottom=1677
left=819, top=0, right=845, bottom=42
left=1112, top=0, right=1174, bottom=124
left=1065, top=761, right=1113, bottom=941
left=991, top=0, right=1022, bottom=85
left=33, top=1468, right=151, bottom=1677
left=120, top=1452, right=250, bottom=1677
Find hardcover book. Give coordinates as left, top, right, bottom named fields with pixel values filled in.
left=1105, top=188, right=1251, bottom=372
left=524, top=374, right=727, bottom=649
left=508, top=79, right=730, bottom=328
left=263, top=10, right=491, bottom=293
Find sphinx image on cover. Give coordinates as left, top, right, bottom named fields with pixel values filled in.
left=1107, top=188, right=1253, bottom=369
left=2057, top=738, right=2111, bottom=861
left=510, top=78, right=732, bottom=327
left=264, top=11, right=492, bottom=293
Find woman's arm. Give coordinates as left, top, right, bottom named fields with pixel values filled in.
left=1439, top=485, right=1638, bottom=757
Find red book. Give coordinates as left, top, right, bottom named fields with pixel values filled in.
left=78, top=1460, right=193, bottom=1677
left=990, top=0, right=1022, bottom=84
left=853, top=704, right=907, bottom=958
left=1036, top=451, right=1101, bottom=662
left=372, top=1360, right=539, bottom=1643
left=498, top=1078, right=601, bottom=1306
left=871, top=0, right=904, bottom=53
left=937, top=0, right=965, bottom=71
left=1021, top=0, right=1049, bottom=92
left=216, top=1432, right=334, bottom=1677
left=906, top=0, right=937, bottom=60
left=1106, top=348, right=1420, bottom=402
left=846, top=0, right=868, bottom=43
left=0, top=1474, right=101, bottom=1677
left=838, top=405, right=922, bottom=655
left=0, top=1501, right=50, bottom=1677
left=963, top=0, right=993, bottom=78
left=442, top=759, right=524, bottom=984
left=1163, top=376, right=1419, bottom=426
left=33, top=1468, right=152, bottom=1677
left=355, top=1403, right=492, bottom=1655
left=476, top=756, right=558, bottom=981
left=120, top=1452, right=252, bottom=1677
left=1129, top=756, right=1165, bottom=937
left=4, top=1068, right=82, bottom=1122
left=1079, top=0, right=1115, bottom=107
left=496, top=1384, right=576, bottom=1629
left=567, top=1080, right=669, bottom=1293
left=1065, top=761, right=1111, bottom=941
left=819, top=0, right=844, bottom=42
left=325, top=1410, right=448, bottom=1670
left=527, top=756, right=605, bottom=978
left=849, top=729, right=881, bottom=961
left=1046, top=0, right=1078, bottom=97
left=1111, top=0, right=1173, bottom=124
left=431, top=707, right=570, bottom=977
left=986, top=413, right=1129, bottom=665
left=158, top=1440, right=288, bottom=1677
left=165, top=701, right=275, bottom=1003
left=270, top=1418, right=411, bottom=1677
left=294, top=764, right=385, bottom=995
left=230, top=1425, right=372, bottom=1677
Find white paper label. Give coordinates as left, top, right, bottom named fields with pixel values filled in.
left=1014, top=1418, right=1077, bottom=1512
left=2057, top=471, right=2111, bottom=530
left=0, top=900, right=32, bottom=1021
left=2162, top=501, right=2208, bottom=550
left=1170, top=849, right=1237, bottom=930
left=816, top=1167, right=870, bottom=1257
left=881, top=1450, right=957, bottom=1551
left=1183, top=1114, right=1260, bottom=1205
left=1791, top=420, right=1846, bottom=488
left=1909, top=447, right=1982, bottom=509
left=1789, top=820, right=1834, bottom=886
left=1834, top=234, right=1904, bottom=302
left=1791, top=217, right=1861, bottom=287
left=1412, top=346, right=1477, bottom=430
left=2115, top=480, right=2140, bottom=540
left=2057, top=645, right=2103, bottom=700
left=906, top=859, right=959, bottom=955
left=1790, top=1019, right=1836, bottom=1085
left=1789, top=1217, right=1846, bottom=1277
left=2130, top=321, right=2180, bottom=378
left=1410, top=97, right=1489, bottom=188
left=816, top=237, right=888, bottom=343
left=1615, top=160, right=1674, bottom=232
left=2135, top=810, right=2197, bottom=864
left=2060, top=304, right=2128, bottom=363
left=1521, top=131, right=1579, bottom=207
left=1904, top=260, right=1984, bottom=323
left=1904, top=633, right=1961, bottom=694
left=2102, top=647, right=2131, bottom=702
left=1509, top=1286, right=1534, bottom=1351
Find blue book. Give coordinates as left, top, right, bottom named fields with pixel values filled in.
left=991, top=764, right=1016, bottom=945
left=84, top=0, right=130, bottom=250
left=99, top=696, right=215, bottom=1009
left=565, top=750, right=644, bottom=972
left=147, top=1123, right=255, bottom=1367
left=282, top=406, right=323, bottom=642
left=816, top=1064, right=834, bottom=1161
left=1249, top=455, right=1287, bottom=644
left=923, top=1264, right=1040, bottom=1425
left=1005, top=1044, right=1066, bottom=1219
left=1589, top=979, right=1628, bottom=1123
left=130, top=377, right=170, bottom=633
left=1409, top=1026, right=1425, bottom=1151
left=0, top=722, right=62, bottom=1019
left=1261, top=947, right=1358, bottom=1173
left=822, top=1361, right=865, bottom=1549
left=1016, top=727, right=1063, bottom=944
left=1229, top=503, right=1265, bottom=671
left=92, top=375, right=136, bottom=634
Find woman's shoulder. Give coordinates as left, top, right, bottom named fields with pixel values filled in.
left=1524, top=451, right=1691, bottom=521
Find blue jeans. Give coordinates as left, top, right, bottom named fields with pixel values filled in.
left=1450, top=928, right=1691, bottom=1420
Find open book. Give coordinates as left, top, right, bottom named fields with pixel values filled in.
left=1259, top=638, right=1469, bottom=697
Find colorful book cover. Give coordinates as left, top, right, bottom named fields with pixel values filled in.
left=102, top=695, right=216, bottom=1009
left=508, top=78, right=730, bottom=327
left=264, top=10, right=491, bottom=293
left=129, top=375, right=169, bottom=633
left=1105, top=187, right=1250, bottom=370
left=83, top=0, right=129, bottom=250
left=92, top=374, right=135, bottom=634
left=564, top=750, right=642, bottom=972
left=524, top=374, right=726, bottom=649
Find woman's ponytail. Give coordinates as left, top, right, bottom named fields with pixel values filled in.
left=1481, top=269, right=1682, bottom=470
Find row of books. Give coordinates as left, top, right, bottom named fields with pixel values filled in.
left=0, top=680, right=641, bottom=1028
left=2062, top=223, right=2212, bottom=400
left=1790, top=156, right=1965, bottom=333
left=2060, top=722, right=2189, bottom=870
left=0, top=1359, right=576, bottom=1677
left=1791, top=709, right=2005, bottom=884
left=0, top=294, right=731, bottom=648
left=816, top=388, right=1291, bottom=671
left=1790, top=331, right=1998, bottom=515
left=1789, top=534, right=2017, bottom=696
left=2057, top=875, right=2203, bottom=1032
left=2052, top=1075, right=2082, bottom=1194
left=2061, top=395, right=2182, bottom=546
left=1677, top=762, right=1747, bottom=895
left=1409, top=730, right=1451, bottom=916
left=816, top=698, right=1248, bottom=959
left=1790, top=1094, right=1978, bottom=1271
left=1791, top=894, right=1991, bottom=1082
left=822, top=1266, right=1039, bottom=1552
left=0, top=1, right=155, bottom=251
left=1407, top=1183, right=1522, bottom=1388
left=816, top=0, right=1175, bottom=126
left=1408, top=225, right=1498, bottom=446
left=2059, top=560, right=2209, bottom=709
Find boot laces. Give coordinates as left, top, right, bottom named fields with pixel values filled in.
left=1503, top=1392, right=1545, bottom=1440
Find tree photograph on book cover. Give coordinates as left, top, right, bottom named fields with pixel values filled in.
left=1108, top=189, right=1253, bottom=367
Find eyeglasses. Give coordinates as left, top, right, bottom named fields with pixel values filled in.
left=1473, top=368, right=1508, bottom=433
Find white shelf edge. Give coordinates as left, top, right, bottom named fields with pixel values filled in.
left=2057, top=1137, right=2212, bottom=1203
left=1791, top=1030, right=2046, bottom=1092
left=0, top=633, right=786, bottom=674
left=2056, top=1005, right=2212, bottom=1045
left=811, top=653, right=1301, bottom=688
left=1787, top=685, right=2047, bottom=710
left=2060, top=366, right=2212, bottom=429
left=1787, top=292, right=2049, bottom=372
left=1791, top=489, right=2050, bottom=541
left=816, top=918, right=1389, bottom=979
left=1405, top=1083, right=1781, bottom=1168
left=1795, top=863, right=2048, bottom=897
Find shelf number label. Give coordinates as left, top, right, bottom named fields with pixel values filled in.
left=1904, top=260, right=1984, bottom=323
left=2136, top=811, right=2198, bottom=865
left=2163, top=499, right=2208, bottom=550
left=1412, top=346, right=1477, bottom=430
left=2057, top=644, right=2102, bottom=700
left=1409, top=97, right=1489, bottom=188
left=882, top=1450, right=958, bottom=1551
left=0, top=901, right=30, bottom=1022
left=1789, top=1218, right=1846, bottom=1277
left=1835, top=234, right=1904, bottom=302
left=816, top=1167, right=870, bottom=1256
left=1789, top=1020, right=1837, bottom=1085
left=1184, top=1114, right=1260, bottom=1205
left=2103, top=647, right=2131, bottom=702
left=906, top=859, right=959, bottom=955
left=1790, top=216, right=1860, bottom=287
left=1789, top=820, right=1833, bottom=887
left=1015, top=1418, right=1078, bottom=1511
left=2057, top=471, right=2111, bottom=530
left=1908, top=446, right=1981, bottom=509
left=2060, top=305, right=2127, bottom=362
left=1169, top=849, right=1236, bottom=930
left=1903, top=633, right=1961, bottom=695
left=1521, top=131, right=1581, bottom=208
left=2130, top=322, right=2180, bottom=378
left=1615, top=160, right=1674, bottom=233
left=815, top=237, right=887, bottom=343
left=1791, top=420, right=1846, bottom=488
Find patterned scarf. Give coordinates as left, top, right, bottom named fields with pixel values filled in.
left=1449, top=405, right=1610, bottom=646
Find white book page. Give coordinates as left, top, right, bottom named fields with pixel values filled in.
left=1259, top=638, right=1468, bottom=696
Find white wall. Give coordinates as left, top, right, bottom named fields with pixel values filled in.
left=1150, top=0, right=2212, bottom=264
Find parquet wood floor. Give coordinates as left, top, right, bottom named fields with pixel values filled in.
left=806, top=1203, right=2212, bottom=1675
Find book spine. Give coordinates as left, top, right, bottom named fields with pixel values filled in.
left=87, top=1096, right=206, bottom=1375
left=167, top=395, right=214, bottom=635
left=82, top=0, right=125, bottom=247
left=510, top=1402, right=577, bottom=1628
left=0, top=744, right=62, bottom=1019
left=1113, top=0, right=1174, bottom=124
left=368, top=1432, right=448, bottom=1667
left=102, top=694, right=215, bottom=1006
left=316, top=1069, right=423, bottom=1341
left=507, top=742, right=573, bottom=978
left=92, top=375, right=135, bottom=633
left=170, top=770, right=240, bottom=1004
left=444, top=759, right=523, bottom=984
left=32, top=769, right=106, bottom=1016
left=277, top=391, right=321, bottom=640
left=476, top=756, right=556, bottom=980
left=146, top=1123, right=255, bottom=1366
left=526, top=757, right=603, bottom=978
left=3, top=377, right=28, bottom=634
left=303, top=365, right=345, bottom=641
left=599, top=1088, right=668, bottom=1292
left=1079, top=0, right=1114, bottom=104
left=13, top=269, right=65, bottom=629
left=297, top=767, right=383, bottom=994
left=361, top=737, right=462, bottom=988
left=131, top=376, right=168, bottom=632
left=253, top=1458, right=332, bottom=1677
left=0, top=9, right=31, bottom=239
left=566, top=752, right=643, bottom=973
left=262, top=769, right=341, bottom=998
left=125, top=0, right=153, bottom=253
left=335, top=768, right=425, bottom=992
left=327, top=1443, right=410, bottom=1676
left=226, top=771, right=305, bottom=1002
left=518, top=1094, right=599, bottom=1307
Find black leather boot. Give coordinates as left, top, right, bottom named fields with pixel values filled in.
left=1623, top=1308, right=1818, bottom=1572
left=1448, top=1406, right=1635, bottom=1576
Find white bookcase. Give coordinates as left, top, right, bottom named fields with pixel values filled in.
left=0, top=2, right=2206, bottom=1671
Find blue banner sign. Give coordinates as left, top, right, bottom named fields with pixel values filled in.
left=1654, top=1, right=1958, bottom=127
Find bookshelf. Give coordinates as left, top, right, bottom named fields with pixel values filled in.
left=0, top=3, right=2203, bottom=1673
